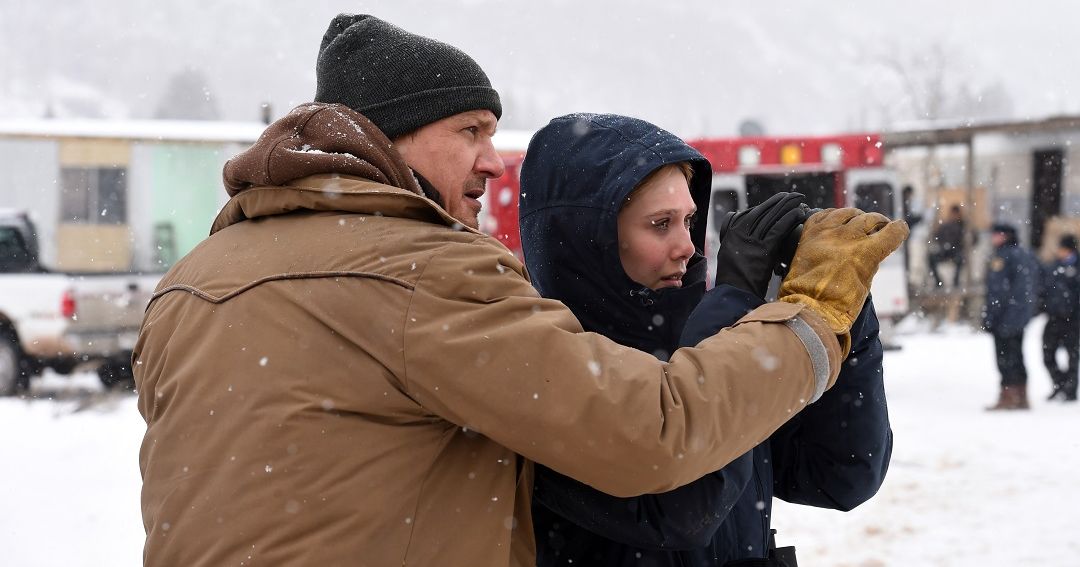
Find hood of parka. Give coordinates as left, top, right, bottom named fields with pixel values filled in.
left=518, top=113, right=713, bottom=359
left=212, top=102, right=453, bottom=234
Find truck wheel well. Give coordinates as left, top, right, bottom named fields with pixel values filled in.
left=0, top=320, right=33, bottom=371
left=0, top=322, right=30, bottom=396
left=0, top=319, right=19, bottom=348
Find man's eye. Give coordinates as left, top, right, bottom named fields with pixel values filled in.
left=463, top=126, right=479, bottom=136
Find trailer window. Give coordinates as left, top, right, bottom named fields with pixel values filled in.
left=854, top=183, right=896, bottom=219
left=60, top=167, right=128, bottom=225
left=710, top=189, right=739, bottom=232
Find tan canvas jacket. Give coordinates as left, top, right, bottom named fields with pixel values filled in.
left=135, top=103, right=843, bottom=566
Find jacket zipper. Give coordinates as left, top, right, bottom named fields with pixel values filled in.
left=754, top=450, right=769, bottom=557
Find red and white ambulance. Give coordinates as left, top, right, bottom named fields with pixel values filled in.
left=482, top=131, right=909, bottom=326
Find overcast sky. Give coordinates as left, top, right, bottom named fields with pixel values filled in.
left=2, top=0, right=1079, bottom=137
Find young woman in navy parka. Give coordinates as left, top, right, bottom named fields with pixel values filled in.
left=518, top=113, right=892, bottom=566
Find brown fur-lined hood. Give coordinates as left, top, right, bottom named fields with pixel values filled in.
left=223, top=102, right=421, bottom=197
left=211, top=103, right=462, bottom=235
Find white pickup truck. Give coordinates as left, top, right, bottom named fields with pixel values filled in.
left=0, top=210, right=160, bottom=395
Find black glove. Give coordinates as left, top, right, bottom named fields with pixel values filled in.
left=713, top=192, right=810, bottom=298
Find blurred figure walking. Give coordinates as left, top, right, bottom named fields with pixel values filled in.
left=1040, top=234, right=1080, bottom=402
left=982, top=223, right=1040, bottom=410
left=928, top=204, right=969, bottom=290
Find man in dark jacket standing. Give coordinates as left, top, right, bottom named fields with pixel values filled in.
left=983, top=223, right=1040, bottom=410
left=928, top=204, right=969, bottom=290
left=1041, top=234, right=1080, bottom=401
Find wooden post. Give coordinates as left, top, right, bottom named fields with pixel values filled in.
left=956, top=137, right=977, bottom=323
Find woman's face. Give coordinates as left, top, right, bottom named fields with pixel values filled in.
left=616, top=164, right=697, bottom=290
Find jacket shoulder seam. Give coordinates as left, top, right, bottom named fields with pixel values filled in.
left=151, top=270, right=416, bottom=304
left=401, top=252, right=442, bottom=396
left=398, top=236, right=506, bottom=394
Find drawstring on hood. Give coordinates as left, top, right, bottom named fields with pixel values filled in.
left=629, top=287, right=657, bottom=307
left=519, top=113, right=713, bottom=358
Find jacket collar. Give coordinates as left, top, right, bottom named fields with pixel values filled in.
left=210, top=174, right=473, bottom=235
left=211, top=101, right=476, bottom=236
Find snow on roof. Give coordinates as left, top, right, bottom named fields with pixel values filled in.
left=884, top=114, right=1080, bottom=148
left=0, top=118, right=268, bottom=144
left=0, top=118, right=537, bottom=151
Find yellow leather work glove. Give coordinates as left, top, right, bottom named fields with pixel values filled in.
left=778, top=208, right=910, bottom=354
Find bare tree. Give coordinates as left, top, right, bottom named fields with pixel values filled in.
left=872, top=41, right=1014, bottom=127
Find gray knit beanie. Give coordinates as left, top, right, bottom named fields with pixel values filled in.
left=314, top=14, right=502, bottom=140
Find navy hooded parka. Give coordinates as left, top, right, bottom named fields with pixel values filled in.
left=519, top=113, right=893, bottom=566
left=983, top=225, right=1040, bottom=337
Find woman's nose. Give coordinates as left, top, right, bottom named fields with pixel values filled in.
left=673, top=227, right=695, bottom=260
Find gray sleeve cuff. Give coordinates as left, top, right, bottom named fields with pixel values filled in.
left=783, top=315, right=830, bottom=403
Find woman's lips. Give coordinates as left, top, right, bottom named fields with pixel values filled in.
left=658, top=274, right=684, bottom=288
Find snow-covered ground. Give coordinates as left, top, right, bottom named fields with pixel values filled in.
left=1, top=372, right=145, bottom=566
left=2, top=316, right=1079, bottom=566
left=775, top=315, right=1080, bottom=566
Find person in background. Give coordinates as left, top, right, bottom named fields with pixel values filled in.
left=133, top=15, right=907, bottom=566
left=520, top=113, right=896, bottom=567
left=928, top=204, right=969, bottom=290
left=983, top=223, right=1040, bottom=410
left=1040, top=234, right=1080, bottom=402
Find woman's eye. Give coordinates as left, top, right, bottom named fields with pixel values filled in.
left=685, top=214, right=697, bottom=229
left=651, top=219, right=670, bottom=231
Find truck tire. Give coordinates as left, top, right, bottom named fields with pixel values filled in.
left=97, top=359, right=135, bottom=391
left=0, top=335, right=29, bottom=397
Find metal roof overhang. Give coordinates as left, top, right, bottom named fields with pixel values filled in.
left=883, top=115, right=1080, bottom=149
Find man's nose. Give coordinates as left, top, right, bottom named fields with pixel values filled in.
left=475, top=139, right=506, bottom=179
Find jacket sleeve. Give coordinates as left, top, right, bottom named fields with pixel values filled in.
left=1041, top=260, right=1070, bottom=317
left=401, top=238, right=844, bottom=498
left=998, top=249, right=1040, bottom=336
left=1038, top=262, right=1051, bottom=315
left=1021, top=252, right=1040, bottom=319
left=533, top=456, right=752, bottom=549
left=769, top=298, right=893, bottom=511
left=528, top=284, right=764, bottom=549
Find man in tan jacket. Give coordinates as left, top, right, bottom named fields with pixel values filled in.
left=134, top=14, right=908, bottom=567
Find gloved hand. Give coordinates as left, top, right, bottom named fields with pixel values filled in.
left=778, top=208, right=909, bottom=354
left=713, top=192, right=810, bottom=298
